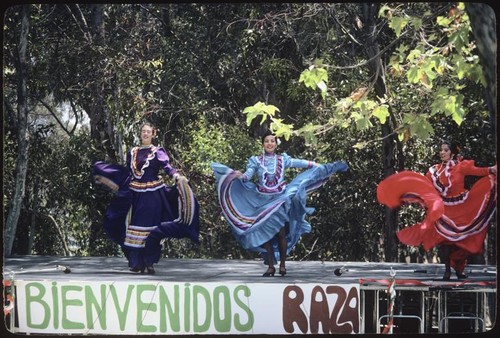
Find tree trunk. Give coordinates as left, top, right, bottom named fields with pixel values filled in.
left=464, top=3, right=497, bottom=266
left=465, top=3, right=496, bottom=136
left=28, top=176, right=40, bottom=254
left=5, top=5, right=31, bottom=256
left=86, top=4, right=116, bottom=255
left=86, top=4, right=117, bottom=163
left=360, top=3, right=399, bottom=262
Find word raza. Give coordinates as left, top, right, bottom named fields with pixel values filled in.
left=283, top=285, right=359, bottom=334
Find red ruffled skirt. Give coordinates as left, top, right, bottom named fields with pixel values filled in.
left=377, top=171, right=496, bottom=270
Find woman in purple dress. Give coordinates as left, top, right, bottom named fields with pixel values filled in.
left=92, top=122, right=199, bottom=274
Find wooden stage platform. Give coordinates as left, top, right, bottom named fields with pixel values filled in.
left=2, top=255, right=497, bottom=335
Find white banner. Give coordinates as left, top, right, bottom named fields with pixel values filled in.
left=14, top=280, right=359, bottom=335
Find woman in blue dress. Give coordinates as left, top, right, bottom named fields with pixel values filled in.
left=92, top=122, right=199, bottom=274
left=211, top=130, right=348, bottom=277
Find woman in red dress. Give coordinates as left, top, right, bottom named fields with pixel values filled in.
left=377, top=141, right=496, bottom=280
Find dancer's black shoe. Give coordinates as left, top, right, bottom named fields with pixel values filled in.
left=442, top=270, right=451, bottom=281
left=130, top=267, right=145, bottom=273
left=262, top=267, right=275, bottom=277
left=456, top=271, right=467, bottom=279
left=279, top=266, right=287, bottom=276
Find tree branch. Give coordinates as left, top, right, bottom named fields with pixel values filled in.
left=37, top=98, right=72, bottom=136
left=38, top=213, right=71, bottom=256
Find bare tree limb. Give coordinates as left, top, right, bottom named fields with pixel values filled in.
left=39, top=213, right=71, bottom=256
left=37, top=98, right=72, bottom=136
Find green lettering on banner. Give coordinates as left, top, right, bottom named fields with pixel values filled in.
left=137, top=284, right=158, bottom=332
left=21, top=280, right=268, bottom=334
left=25, top=282, right=50, bottom=329
left=61, top=285, right=84, bottom=329
left=184, top=283, right=191, bottom=332
left=159, top=284, right=180, bottom=332
left=51, top=282, right=59, bottom=329
left=109, top=284, right=134, bottom=331
left=85, top=284, right=107, bottom=330
left=213, top=286, right=231, bottom=332
left=193, top=285, right=211, bottom=332
left=233, top=285, right=253, bottom=332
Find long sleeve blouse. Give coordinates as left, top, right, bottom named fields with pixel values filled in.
left=426, top=159, right=490, bottom=198
left=241, top=152, right=316, bottom=194
left=126, top=145, right=178, bottom=191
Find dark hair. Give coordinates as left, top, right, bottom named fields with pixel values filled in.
left=439, top=140, right=460, bottom=158
left=139, top=121, right=158, bottom=141
left=261, top=130, right=276, bottom=144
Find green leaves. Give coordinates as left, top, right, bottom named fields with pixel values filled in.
left=271, top=119, right=295, bottom=141
left=299, top=64, right=329, bottom=99
left=243, top=93, right=393, bottom=147
left=406, top=53, right=443, bottom=89
left=297, top=123, right=320, bottom=145
left=242, top=102, right=295, bottom=140
left=243, top=101, right=280, bottom=126
left=431, top=88, right=465, bottom=125
left=238, top=3, right=485, bottom=150
left=372, top=105, right=390, bottom=124
left=382, top=3, right=487, bottom=140
left=389, top=16, right=409, bottom=37
left=403, top=113, right=434, bottom=139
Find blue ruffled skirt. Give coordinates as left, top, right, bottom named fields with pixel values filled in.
left=211, top=161, right=348, bottom=264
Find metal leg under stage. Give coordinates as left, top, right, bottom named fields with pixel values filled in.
left=361, top=286, right=496, bottom=334
left=437, top=289, right=494, bottom=333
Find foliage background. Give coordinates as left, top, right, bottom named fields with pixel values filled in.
left=3, top=3, right=496, bottom=265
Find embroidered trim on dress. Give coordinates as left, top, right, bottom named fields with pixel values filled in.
left=124, top=225, right=157, bottom=248
left=130, top=145, right=158, bottom=179
left=129, top=179, right=164, bottom=191
left=399, top=182, right=497, bottom=243
left=258, top=154, right=284, bottom=189
left=173, top=177, right=196, bottom=225
left=442, top=191, right=469, bottom=205
left=429, top=160, right=456, bottom=196
left=257, top=181, right=287, bottom=194
left=217, top=170, right=284, bottom=230
left=94, top=175, right=119, bottom=191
